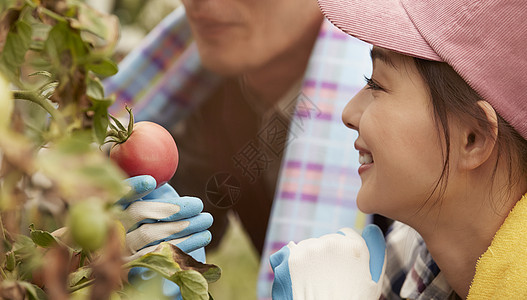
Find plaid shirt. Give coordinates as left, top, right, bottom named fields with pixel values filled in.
left=104, top=6, right=373, bottom=299
left=381, top=222, right=461, bottom=300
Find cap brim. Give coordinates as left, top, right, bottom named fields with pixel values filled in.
left=318, top=0, right=442, bottom=62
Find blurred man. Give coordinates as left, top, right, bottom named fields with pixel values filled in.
left=105, top=0, right=374, bottom=297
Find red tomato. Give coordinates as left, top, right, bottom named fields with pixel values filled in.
left=109, top=121, right=179, bottom=188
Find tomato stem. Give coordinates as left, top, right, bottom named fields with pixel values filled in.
left=103, top=106, right=135, bottom=146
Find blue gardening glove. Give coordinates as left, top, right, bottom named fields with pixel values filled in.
left=120, top=175, right=213, bottom=260
left=270, top=224, right=386, bottom=300
left=119, top=175, right=213, bottom=300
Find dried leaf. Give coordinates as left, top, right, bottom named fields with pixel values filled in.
left=89, top=226, right=125, bottom=300
left=0, top=280, right=26, bottom=300
left=161, top=243, right=221, bottom=284
left=42, top=246, right=69, bottom=300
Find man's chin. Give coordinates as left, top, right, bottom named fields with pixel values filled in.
left=198, top=50, right=250, bottom=77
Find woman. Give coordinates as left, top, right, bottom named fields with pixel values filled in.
left=271, top=0, right=527, bottom=298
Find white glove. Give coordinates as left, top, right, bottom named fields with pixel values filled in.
left=270, top=225, right=386, bottom=300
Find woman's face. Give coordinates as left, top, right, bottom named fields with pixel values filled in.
left=342, top=47, right=447, bottom=222
left=181, top=0, right=323, bottom=75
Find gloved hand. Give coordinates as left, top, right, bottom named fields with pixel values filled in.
left=118, top=175, right=213, bottom=300
left=270, top=224, right=386, bottom=300
left=119, top=175, right=213, bottom=261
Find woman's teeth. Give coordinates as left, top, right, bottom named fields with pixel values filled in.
left=359, top=153, right=373, bottom=165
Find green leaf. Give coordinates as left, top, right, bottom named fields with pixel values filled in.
left=68, top=266, right=92, bottom=287
left=86, top=57, right=118, bottom=76
left=86, top=74, right=105, bottom=99
left=29, top=21, right=52, bottom=51
left=18, top=281, right=47, bottom=300
left=87, top=75, right=114, bottom=145
left=92, top=102, right=110, bottom=145
left=124, top=243, right=221, bottom=300
left=70, top=2, right=119, bottom=54
left=29, top=224, right=59, bottom=248
left=171, top=270, right=209, bottom=300
left=44, top=21, right=88, bottom=71
left=5, top=251, right=15, bottom=271
left=11, top=235, right=43, bottom=282
left=0, top=0, right=19, bottom=11
left=0, top=18, right=32, bottom=81
left=124, top=247, right=182, bottom=279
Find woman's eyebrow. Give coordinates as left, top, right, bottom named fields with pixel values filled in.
left=370, top=48, right=397, bottom=68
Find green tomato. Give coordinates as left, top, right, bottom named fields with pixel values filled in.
left=69, top=200, right=110, bottom=251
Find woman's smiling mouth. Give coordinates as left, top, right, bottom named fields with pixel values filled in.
left=355, top=142, right=374, bottom=175
left=359, top=152, right=373, bottom=165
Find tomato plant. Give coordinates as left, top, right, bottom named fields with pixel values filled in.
left=0, top=1, right=219, bottom=299
left=108, top=109, right=179, bottom=188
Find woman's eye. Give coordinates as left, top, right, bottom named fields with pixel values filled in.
left=364, top=76, right=384, bottom=91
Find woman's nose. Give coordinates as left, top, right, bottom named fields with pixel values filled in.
left=342, top=86, right=368, bottom=131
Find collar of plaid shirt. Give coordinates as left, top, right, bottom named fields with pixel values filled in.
left=381, top=222, right=462, bottom=300
left=104, top=6, right=373, bottom=299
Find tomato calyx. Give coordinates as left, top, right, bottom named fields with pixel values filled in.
left=104, top=106, right=134, bottom=145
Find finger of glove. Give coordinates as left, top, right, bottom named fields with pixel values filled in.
left=117, top=175, right=157, bottom=208
left=361, top=224, right=386, bottom=283
left=173, top=230, right=212, bottom=253
left=122, top=197, right=204, bottom=232
left=125, top=231, right=212, bottom=262
left=126, top=213, right=213, bottom=252
left=142, top=182, right=180, bottom=200
left=270, top=245, right=294, bottom=300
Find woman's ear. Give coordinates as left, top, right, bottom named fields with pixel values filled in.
left=458, top=100, right=498, bottom=170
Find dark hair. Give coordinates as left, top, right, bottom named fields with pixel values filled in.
left=413, top=58, right=527, bottom=211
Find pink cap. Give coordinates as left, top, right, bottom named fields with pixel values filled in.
left=318, top=0, right=527, bottom=140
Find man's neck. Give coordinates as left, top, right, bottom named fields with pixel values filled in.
left=239, top=20, right=323, bottom=107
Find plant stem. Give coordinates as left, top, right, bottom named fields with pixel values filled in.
left=0, top=216, right=7, bottom=280
left=38, top=7, right=67, bottom=22
left=0, top=265, right=7, bottom=280
left=13, top=90, right=67, bottom=134
left=68, top=278, right=95, bottom=293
